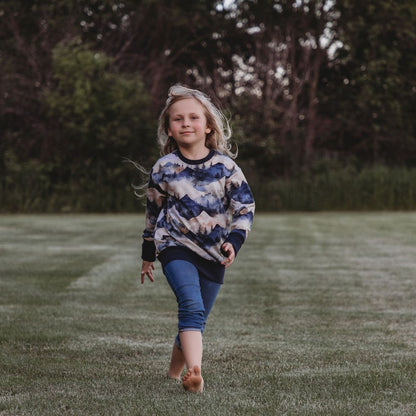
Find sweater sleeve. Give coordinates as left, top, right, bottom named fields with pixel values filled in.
left=224, top=229, right=246, bottom=256
left=141, top=169, right=166, bottom=262
left=225, top=163, right=255, bottom=249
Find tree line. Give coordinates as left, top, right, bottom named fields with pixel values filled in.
left=1, top=0, right=416, bottom=212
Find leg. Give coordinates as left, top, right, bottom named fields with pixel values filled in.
left=180, top=331, right=204, bottom=392
left=199, top=276, right=221, bottom=334
left=178, top=277, right=221, bottom=393
left=179, top=330, right=203, bottom=369
left=163, top=261, right=222, bottom=392
left=167, top=342, right=186, bottom=380
left=164, top=261, right=206, bottom=392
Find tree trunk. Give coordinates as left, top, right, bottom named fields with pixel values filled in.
left=305, top=49, right=323, bottom=159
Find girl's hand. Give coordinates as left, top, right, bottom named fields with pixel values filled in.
left=220, top=243, right=235, bottom=268
left=141, top=261, right=155, bottom=284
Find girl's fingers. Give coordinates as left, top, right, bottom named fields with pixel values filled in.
left=140, top=261, right=155, bottom=284
left=141, top=273, right=153, bottom=283
left=221, top=254, right=235, bottom=268
left=141, top=269, right=154, bottom=283
left=221, top=243, right=235, bottom=267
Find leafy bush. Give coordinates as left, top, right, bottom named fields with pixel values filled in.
left=252, top=161, right=416, bottom=211
left=1, top=40, right=156, bottom=212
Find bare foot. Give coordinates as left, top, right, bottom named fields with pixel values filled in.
left=182, top=366, right=204, bottom=393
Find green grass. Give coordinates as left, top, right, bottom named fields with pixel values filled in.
left=1, top=213, right=416, bottom=415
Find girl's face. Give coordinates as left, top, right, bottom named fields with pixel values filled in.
left=167, top=98, right=211, bottom=154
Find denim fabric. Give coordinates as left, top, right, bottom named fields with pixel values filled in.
left=158, top=246, right=225, bottom=284
left=163, top=259, right=221, bottom=350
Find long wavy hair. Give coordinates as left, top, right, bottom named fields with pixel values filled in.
left=132, top=85, right=236, bottom=198
left=157, top=84, right=236, bottom=158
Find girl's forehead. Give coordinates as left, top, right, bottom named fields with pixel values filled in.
left=169, top=97, right=205, bottom=115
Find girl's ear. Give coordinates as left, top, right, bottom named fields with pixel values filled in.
left=205, top=127, right=212, bottom=134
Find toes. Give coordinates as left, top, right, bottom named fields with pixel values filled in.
left=182, top=369, right=192, bottom=381
left=182, top=366, right=204, bottom=393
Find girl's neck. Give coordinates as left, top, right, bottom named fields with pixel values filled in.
left=178, top=145, right=210, bottom=161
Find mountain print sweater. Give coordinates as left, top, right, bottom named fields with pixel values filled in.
left=141, top=149, right=255, bottom=283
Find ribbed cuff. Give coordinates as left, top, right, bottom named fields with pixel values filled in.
left=224, top=229, right=246, bottom=256
left=142, top=239, right=156, bottom=262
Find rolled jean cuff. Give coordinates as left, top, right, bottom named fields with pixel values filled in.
left=179, top=328, right=201, bottom=332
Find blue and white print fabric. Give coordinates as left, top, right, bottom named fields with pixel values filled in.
left=143, top=150, right=255, bottom=263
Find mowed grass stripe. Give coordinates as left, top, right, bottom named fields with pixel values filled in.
left=0, top=213, right=415, bottom=415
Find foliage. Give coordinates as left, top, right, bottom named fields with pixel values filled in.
left=1, top=0, right=416, bottom=212
left=44, top=38, right=155, bottom=165
left=218, top=0, right=340, bottom=170
left=252, top=161, right=416, bottom=211
left=322, top=0, right=416, bottom=164
left=2, top=39, right=156, bottom=212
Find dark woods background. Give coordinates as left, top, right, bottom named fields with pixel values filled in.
left=1, top=0, right=416, bottom=212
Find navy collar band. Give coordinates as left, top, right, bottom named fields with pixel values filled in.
left=176, top=149, right=215, bottom=165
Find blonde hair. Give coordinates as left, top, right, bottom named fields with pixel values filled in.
left=157, top=84, right=236, bottom=158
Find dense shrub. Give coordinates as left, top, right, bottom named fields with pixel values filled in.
left=1, top=41, right=156, bottom=213
left=252, top=162, right=416, bottom=211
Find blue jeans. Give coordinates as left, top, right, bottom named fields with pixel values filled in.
left=163, top=260, right=221, bottom=350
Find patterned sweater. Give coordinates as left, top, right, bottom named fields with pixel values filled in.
left=142, top=150, right=255, bottom=267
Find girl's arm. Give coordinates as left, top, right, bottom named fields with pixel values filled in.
left=224, top=165, right=255, bottom=259
left=141, top=171, right=166, bottom=282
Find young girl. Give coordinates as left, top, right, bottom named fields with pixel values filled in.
left=140, top=84, right=255, bottom=393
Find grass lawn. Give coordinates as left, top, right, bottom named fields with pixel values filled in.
left=0, top=213, right=416, bottom=415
